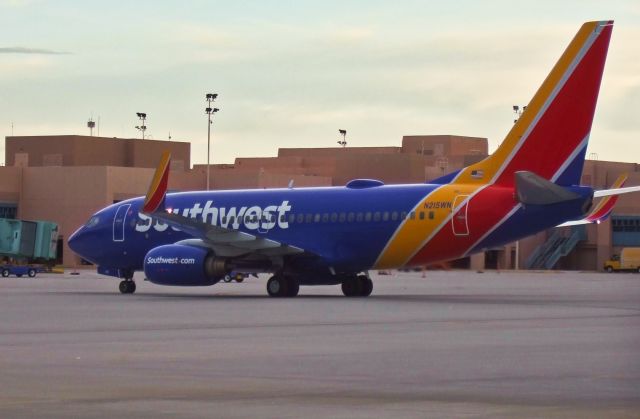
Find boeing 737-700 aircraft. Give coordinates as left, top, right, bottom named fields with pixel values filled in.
left=68, top=20, right=640, bottom=297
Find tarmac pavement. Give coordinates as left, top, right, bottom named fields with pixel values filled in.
left=0, top=269, right=638, bottom=418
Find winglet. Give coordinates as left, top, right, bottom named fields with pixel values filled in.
left=142, top=151, right=171, bottom=214
left=586, top=174, right=627, bottom=222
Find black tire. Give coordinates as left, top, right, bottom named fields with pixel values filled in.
left=119, top=281, right=128, bottom=294
left=129, top=281, right=136, bottom=294
left=359, top=276, right=373, bottom=297
left=267, top=275, right=288, bottom=297
left=27, top=269, right=36, bottom=278
left=235, top=273, right=244, bottom=283
left=286, top=277, right=299, bottom=297
left=223, top=276, right=232, bottom=283
left=341, top=276, right=362, bottom=297
left=16, top=274, right=22, bottom=278
left=605, top=266, right=613, bottom=273
left=1, top=269, right=9, bottom=277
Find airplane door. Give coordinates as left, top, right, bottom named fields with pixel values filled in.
left=452, top=195, right=469, bottom=236
left=113, top=204, right=131, bottom=242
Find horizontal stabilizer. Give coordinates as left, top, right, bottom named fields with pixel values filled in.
left=515, top=171, right=580, bottom=205
left=556, top=173, right=629, bottom=227
left=593, top=185, right=640, bottom=198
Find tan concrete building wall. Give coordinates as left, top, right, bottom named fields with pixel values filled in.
left=5, top=135, right=190, bottom=170
left=278, top=147, right=401, bottom=158
left=0, top=167, right=22, bottom=205
left=18, top=166, right=110, bottom=267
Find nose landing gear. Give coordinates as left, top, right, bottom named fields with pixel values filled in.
left=119, top=279, right=136, bottom=294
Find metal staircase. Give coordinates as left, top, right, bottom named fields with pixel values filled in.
left=526, top=225, right=586, bottom=270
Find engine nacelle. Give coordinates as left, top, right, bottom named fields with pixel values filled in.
left=143, top=244, right=228, bottom=286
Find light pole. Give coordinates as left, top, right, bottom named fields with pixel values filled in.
left=512, top=104, right=526, bottom=270
left=338, top=129, right=347, bottom=147
left=205, top=93, right=219, bottom=190
left=135, top=112, right=147, bottom=139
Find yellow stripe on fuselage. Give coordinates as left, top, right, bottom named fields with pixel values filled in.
left=374, top=183, right=480, bottom=269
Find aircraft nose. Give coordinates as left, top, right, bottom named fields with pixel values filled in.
left=67, top=227, right=84, bottom=254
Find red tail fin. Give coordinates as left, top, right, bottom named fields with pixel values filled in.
left=453, top=21, right=613, bottom=187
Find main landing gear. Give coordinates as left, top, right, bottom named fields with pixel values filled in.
left=266, top=274, right=299, bottom=298
left=266, top=273, right=373, bottom=298
left=119, top=279, right=136, bottom=294
left=341, top=275, right=373, bottom=297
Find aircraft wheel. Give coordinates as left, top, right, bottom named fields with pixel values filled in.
left=286, top=277, right=299, bottom=297
left=235, top=273, right=245, bottom=283
left=359, top=275, right=373, bottom=297
left=341, top=276, right=362, bottom=297
left=28, top=269, right=36, bottom=278
left=605, top=266, right=613, bottom=273
left=267, top=275, right=288, bottom=297
left=1, top=269, right=9, bottom=277
left=119, top=280, right=136, bottom=294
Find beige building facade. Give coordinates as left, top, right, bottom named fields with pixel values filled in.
left=1, top=134, right=638, bottom=270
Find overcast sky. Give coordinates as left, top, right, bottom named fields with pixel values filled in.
left=1, top=0, right=639, bottom=166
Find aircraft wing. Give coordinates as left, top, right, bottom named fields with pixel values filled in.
left=141, top=152, right=304, bottom=258
left=557, top=174, right=629, bottom=227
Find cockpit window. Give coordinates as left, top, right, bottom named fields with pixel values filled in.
left=85, top=216, right=100, bottom=228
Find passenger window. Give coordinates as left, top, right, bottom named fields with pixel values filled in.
left=410, top=212, right=415, bottom=220
left=356, top=213, right=363, bottom=222
left=347, top=212, right=355, bottom=222
left=331, top=213, right=338, bottom=222
left=383, top=212, right=389, bottom=221
left=221, top=216, right=227, bottom=224
left=314, top=213, right=321, bottom=223
left=322, top=213, right=329, bottom=222
left=339, top=213, right=346, bottom=222
left=365, top=212, right=372, bottom=222
left=229, top=216, right=235, bottom=224
left=296, top=213, right=304, bottom=223
left=419, top=211, right=425, bottom=220
left=391, top=211, right=398, bottom=221
left=401, top=211, right=407, bottom=219
left=429, top=211, right=434, bottom=220
left=305, top=213, right=313, bottom=223
left=373, top=212, right=381, bottom=222
left=289, top=214, right=295, bottom=224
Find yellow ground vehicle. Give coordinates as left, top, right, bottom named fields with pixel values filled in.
left=604, top=248, right=640, bottom=273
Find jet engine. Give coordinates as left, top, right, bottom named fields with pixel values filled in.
left=143, top=244, right=228, bottom=286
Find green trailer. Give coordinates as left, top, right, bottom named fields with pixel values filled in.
left=0, top=218, right=58, bottom=261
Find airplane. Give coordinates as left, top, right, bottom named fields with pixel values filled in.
left=68, top=20, right=640, bottom=297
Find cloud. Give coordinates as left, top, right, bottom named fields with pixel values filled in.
left=0, top=47, right=69, bottom=55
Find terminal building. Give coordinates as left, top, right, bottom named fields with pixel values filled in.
left=1, top=134, right=639, bottom=270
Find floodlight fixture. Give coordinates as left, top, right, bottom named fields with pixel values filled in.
left=338, top=129, right=347, bottom=148
left=206, top=93, right=220, bottom=190
left=135, top=112, right=147, bottom=139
